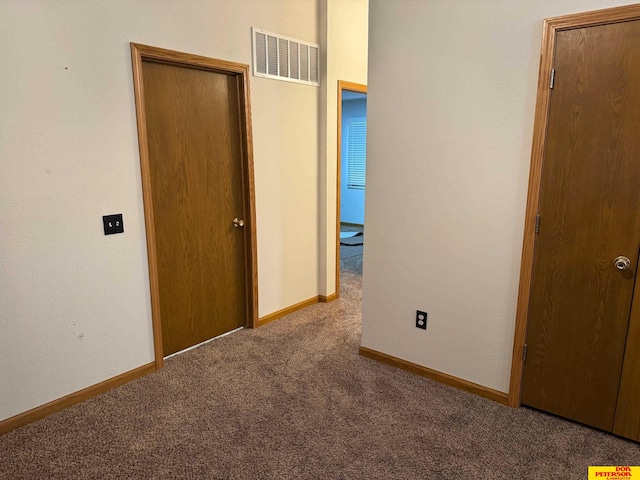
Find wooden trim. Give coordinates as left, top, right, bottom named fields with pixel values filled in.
left=130, top=44, right=164, bottom=369
left=507, top=15, right=555, bottom=409
left=359, top=347, right=508, bottom=405
left=0, top=362, right=155, bottom=436
left=336, top=81, right=367, bottom=300
left=257, top=296, right=321, bottom=327
left=319, top=293, right=338, bottom=303
left=131, top=43, right=251, bottom=75
left=234, top=54, right=259, bottom=330
left=130, top=43, right=258, bottom=365
left=508, top=3, right=640, bottom=408
left=245, top=75, right=259, bottom=330
left=544, top=3, right=640, bottom=29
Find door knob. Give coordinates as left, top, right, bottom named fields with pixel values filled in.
left=614, top=256, right=631, bottom=270
left=232, top=218, right=244, bottom=228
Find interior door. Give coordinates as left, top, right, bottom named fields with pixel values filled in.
left=521, top=20, right=640, bottom=432
left=141, top=59, right=247, bottom=356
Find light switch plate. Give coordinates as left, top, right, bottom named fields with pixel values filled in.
left=103, top=214, right=124, bottom=235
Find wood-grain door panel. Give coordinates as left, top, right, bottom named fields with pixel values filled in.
left=142, top=60, right=246, bottom=356
left=522, top=21, right=640, bottom=432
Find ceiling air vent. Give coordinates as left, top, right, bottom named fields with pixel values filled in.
left=252, top=27, right=319, bottom=86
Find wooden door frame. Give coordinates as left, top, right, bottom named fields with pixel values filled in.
left=335, top=80, right=367, bottom=298
left=130, top=43, right=259, bottom=369
left=508, top=3, right=640, bottom=408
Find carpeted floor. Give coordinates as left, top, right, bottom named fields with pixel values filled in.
left=340, top=243, right=363, bottom=260
left=340, top=227, right=364, bottom=260
left=1, top=256, right=639, bottom=479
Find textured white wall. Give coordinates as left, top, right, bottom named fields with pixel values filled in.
left=320, top=0, right=369, bottom=296
left=362, top=0, right=636, bottom=393
left=0, top=0, right=319, bottom=421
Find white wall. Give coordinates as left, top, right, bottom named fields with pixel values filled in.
left=319, top=0, right=369, bottom=297
left=340, top=98, right=367, bottom=225
left=362, top=0, right=636, bottom=393
left=0, top=0, right=319, bottom=422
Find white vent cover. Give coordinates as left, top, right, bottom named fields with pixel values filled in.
left=252, top=27, right=319, bottom=86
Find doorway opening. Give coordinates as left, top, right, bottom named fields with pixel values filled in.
left=336, top=81, right=367, bottom=296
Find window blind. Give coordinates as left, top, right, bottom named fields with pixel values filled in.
left=347, top=119, right=367, bottom=189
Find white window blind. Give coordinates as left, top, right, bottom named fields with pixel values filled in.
left=347, top=119, right=367, bottom=189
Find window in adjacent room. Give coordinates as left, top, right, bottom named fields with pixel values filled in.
left=347, top=118, right=367, bottom=190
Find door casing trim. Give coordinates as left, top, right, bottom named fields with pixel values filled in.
left=130, top=43, right=259, bottom=369
left=335, top=80, right=367, bottom=298
left=508, top=3, right=640, bottom=408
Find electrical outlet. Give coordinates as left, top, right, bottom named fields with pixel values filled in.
left=103, top=214, right=124, bottom=235
left=416, top=310, right=427, bottom=330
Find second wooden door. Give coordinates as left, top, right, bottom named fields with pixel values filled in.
left=522, top=20, right=640, bottom=436
left=141, top=59, right=248, bottom=356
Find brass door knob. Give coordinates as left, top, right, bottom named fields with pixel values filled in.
left=614, top=256, right=631, bottom=270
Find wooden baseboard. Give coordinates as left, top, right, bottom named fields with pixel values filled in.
left=319, top=292, right=338, bottom=303
left=0, top=362, right=156, bottom=436
left=358, top=346, right=509, bottom=405
left=257, top=291, right=339, bottom=326
left=258, top=295, right=321, bottom=327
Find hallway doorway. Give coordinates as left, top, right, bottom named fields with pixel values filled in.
left=336, top=81, right=367, bottom=295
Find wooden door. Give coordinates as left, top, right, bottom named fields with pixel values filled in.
left=141, top=59, right=247, bottom=356
left=521, top=20, right=640, bottom=432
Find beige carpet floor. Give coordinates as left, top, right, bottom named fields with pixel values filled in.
left=340, top=226, right=364, bottom=260
left=1, top=255, right=639, bottom=479
left=340, top=243, right=363, bottom=260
